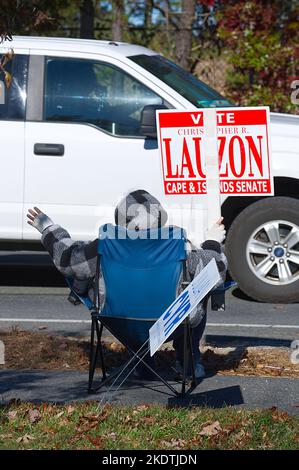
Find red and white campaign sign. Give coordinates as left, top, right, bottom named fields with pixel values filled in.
left=156, top=107, right=273, bottom=196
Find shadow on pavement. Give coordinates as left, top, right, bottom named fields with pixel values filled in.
left=0, top=369, right=244, bottom=408
left=231, top=287, right=259, bottom=302
left=168, top=385, right=244, bottom=408
left=0, top=369, right=88, bottom=404
left=205, top=334, right=292, bottom=348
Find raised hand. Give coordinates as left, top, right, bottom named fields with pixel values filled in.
left=27, top=207, right=54, bottom=233
left=205, top=217, right=226, bottom=243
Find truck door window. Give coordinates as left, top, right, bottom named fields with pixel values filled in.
left=44, top=57, right=166, bottom=137
left=0, top=53, right=28, bottom=120
left=129, top=54, right=232, bottom=108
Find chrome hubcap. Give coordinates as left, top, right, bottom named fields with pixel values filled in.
left=246, top=220, right=299, bottom=285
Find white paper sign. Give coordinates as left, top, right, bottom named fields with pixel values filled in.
left=149, top=258, right=221, bottom=356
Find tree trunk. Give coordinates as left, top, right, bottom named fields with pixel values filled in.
left=175, top=0, right=196, bottom=71
left=80, top=0, right=94, bottom=39
left=112, top=0, right=123, bottom=42
left=144, top=0, right=153, bottom=42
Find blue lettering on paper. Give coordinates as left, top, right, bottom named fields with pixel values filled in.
left=162, top=290, right=191, bottom=336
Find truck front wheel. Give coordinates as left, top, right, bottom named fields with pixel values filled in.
left=226, top=197, right=299, bottom=303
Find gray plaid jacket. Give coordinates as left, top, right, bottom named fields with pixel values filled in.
left=42, top=224, right=227, bottom=327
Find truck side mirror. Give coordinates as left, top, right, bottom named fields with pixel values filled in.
left=140, top=104, right=168, bottom=138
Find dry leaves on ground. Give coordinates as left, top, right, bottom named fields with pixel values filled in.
left=1, top=330, right=298, bottom=378
left=160, top=438, right=186, bottom=449
left=7, top=410, right=18, bottom=421
left=199, top=421, right=222, bottom=437
left=27, top=409, right=41, bottom=424
left=16, top=434, right=35, bottom=444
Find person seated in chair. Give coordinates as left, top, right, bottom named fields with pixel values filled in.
left=27, top=189, right=227, bottom=379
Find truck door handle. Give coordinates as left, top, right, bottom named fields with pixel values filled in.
left=34, top=143, right=64, bottom=156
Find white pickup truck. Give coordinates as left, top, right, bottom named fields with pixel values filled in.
left=1, top=36, right=299, bottom=303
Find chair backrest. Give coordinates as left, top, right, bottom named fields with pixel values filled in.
left=98, top=223, right=187, bottom=347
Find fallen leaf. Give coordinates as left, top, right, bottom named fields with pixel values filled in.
left=42, top=427, right=57, bottom=435
left=160, top=438, right=186, bottom=449
left=28, top=409, right=41, bottom=424
left=84, top=411, right=108, bottom=423
left=108, top=342, right=122, bottom=352
left=136, top=405, right=149, bottom=412
left=60, top=418, right=70, bottom=427
left=171, top=418, right=179, bottom=426
left=189, top=412, right=197, bottom=422
left=107, top=432, right=117, bottom=441
left=7, top=411, right=17, bottom=421
left=17, top=434, right=35, bottom=444
left=86, top=435, right=104, bottom=448
left=44, top=405, right=55, bottom=413
left=76, top=414, right=103, bottom=433
left=160, top=440, right=171, bottom=447
left=199, top=421, right=222, bottom=437
left=67, top=405, right=75, bottom=414
left=234, top=430, right=246, bottom=440
left=264, top=365, right=283, bottom=370
left=141, top=416, right=156, bottom=425
left=56, top=411, right=64, bottom=419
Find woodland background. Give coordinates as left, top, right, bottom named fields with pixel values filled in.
left=0, top=0, right=298, bottom=114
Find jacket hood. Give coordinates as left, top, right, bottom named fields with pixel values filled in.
left=114, top=189, right=168, bottom=231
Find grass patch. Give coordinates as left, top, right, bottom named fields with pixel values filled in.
left=0, top=402, right=298, bottom=450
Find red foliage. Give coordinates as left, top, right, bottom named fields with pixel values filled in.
left=199, top=0, right=216, bottom=6
left=217, top=0, right=299, bottom=113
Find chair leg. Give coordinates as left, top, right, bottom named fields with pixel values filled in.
left=181, top=321, right=188, bottom=396
left=88, top=317, right=99, bottom=393
left=187, top=321, right=196, bottom=386
left=89, top=317, right=181, bottom=397
left=95, top=320, right=107, bottom=380
left=180, top=318, right=198, bottom=396
left=127, top=344, right=180, bottom=397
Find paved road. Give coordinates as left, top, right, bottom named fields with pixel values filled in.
left=0, top=251, right=298, bottom=348
left=1, top=369, right=298, bottom=415
left=1, top=251, right=298, bottom=414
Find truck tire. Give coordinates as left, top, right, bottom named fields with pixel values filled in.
left=226, top=197, right=299, bottom=303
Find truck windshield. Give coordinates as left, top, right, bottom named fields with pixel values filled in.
left=129, top=54, right=232, bottom=108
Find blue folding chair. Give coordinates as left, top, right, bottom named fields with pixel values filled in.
left=67, top=223, right=199, bottom=397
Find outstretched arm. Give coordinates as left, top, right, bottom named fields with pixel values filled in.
left=187, top=217, right=227, bottom=285
left=27, top=207, right=98, bottom=280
